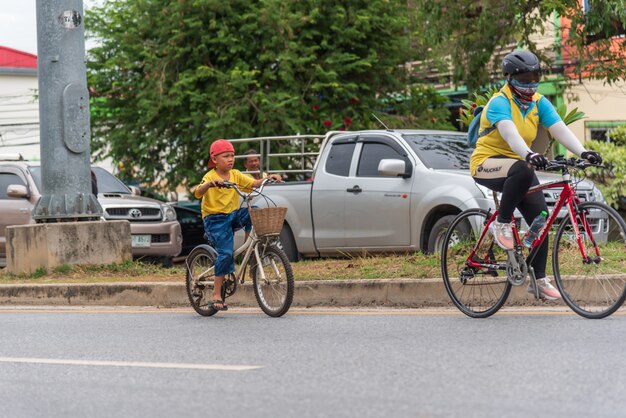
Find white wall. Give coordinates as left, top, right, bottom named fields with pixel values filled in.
left=0, top=73, right=40, bottom=160
left=564, top=79, right=626, bottom=143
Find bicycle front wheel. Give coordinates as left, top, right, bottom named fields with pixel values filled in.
left=441, top=209, right=512, bottom=318
left=185, top=246, right=218, bottom=317
left=250, top=243, right=294, bottom=317
left=553, top=202, right=626, bottom=319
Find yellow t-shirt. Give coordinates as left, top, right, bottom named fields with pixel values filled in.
left=194, top=169, right=254, bottom=217
left=470, top=85, right=542, bottom=176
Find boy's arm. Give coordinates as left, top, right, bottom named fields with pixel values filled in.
left=194, top=178, right=224, bottom=198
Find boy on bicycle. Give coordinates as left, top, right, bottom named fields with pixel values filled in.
left=194, top=139, right=281, bottom=310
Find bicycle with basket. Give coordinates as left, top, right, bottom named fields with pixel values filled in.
left=185, top=178, right=294, bottom=317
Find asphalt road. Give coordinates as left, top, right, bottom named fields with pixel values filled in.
left=0, top=307, right=625, bottom=418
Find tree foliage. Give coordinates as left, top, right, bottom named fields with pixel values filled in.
left=410, top=0, right=626, bottom=91
left=586, top=125, right=626, bottom=209
left=87, top=0, right=444, bottom=189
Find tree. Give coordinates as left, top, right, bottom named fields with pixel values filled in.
left=410, top=0, right=626, bottom=91
left=87, top=0, right=430, bottom=190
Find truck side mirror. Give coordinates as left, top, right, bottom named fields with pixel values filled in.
left=6, top=184, right=29, bottom=198
left=378, top=159, right=411, bottom=178
left=129, top=185, right=142, bottom=196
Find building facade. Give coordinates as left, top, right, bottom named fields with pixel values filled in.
left=0, top=46, right=39, bottom=160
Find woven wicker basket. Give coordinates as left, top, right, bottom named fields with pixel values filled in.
left=250, top=207, right=287, bottom=236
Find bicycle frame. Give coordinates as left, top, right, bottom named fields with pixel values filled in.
left=467, top=172, right=597, bottom=271
left=194, top=179, right=279, bottom=285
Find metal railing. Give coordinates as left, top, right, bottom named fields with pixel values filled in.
left=228, top=134, right=325, bottom=179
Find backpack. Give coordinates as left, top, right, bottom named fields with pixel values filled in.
left=466, top=105, right=496, bottom=148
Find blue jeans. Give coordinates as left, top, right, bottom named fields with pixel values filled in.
left=203, top=208, right=252, bottom=276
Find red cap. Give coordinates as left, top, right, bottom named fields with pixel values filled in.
left=208, top=139, right=235, bottom=168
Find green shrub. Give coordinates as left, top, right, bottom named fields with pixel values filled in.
left=586, top=125, right=626, bottom=209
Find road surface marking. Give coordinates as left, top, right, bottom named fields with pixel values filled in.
left=0, top=357, right=262, bottom=371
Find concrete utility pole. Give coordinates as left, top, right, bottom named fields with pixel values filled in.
left=6, top=0, right=131, bottom=274
left=33, top=0, right=102, bottom=221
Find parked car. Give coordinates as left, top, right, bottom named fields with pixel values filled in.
left=173, top=205, right=205, bottom=256
left=129, top=186, right=205, bottom=257
left=0, top=156, right=182, bottom=267
left=244, top=130, right=605, bottom=261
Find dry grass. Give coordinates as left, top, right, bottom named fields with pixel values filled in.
left=0, top=253, right=442, bottom=284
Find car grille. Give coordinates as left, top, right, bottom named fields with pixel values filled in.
left=543, top=189, right=591, bottom=209
left=105, top=207, right=162, bottom=221
left=151, top=234, right=170, bottom=243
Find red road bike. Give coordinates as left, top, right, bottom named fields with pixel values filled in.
left=441, top=158, right=626, bottom=319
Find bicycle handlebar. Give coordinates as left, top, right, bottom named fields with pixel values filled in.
left=543, top=157, right=604, bottom=172
left=216, top=178, right=277, bottom=200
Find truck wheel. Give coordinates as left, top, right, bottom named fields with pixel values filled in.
left=427, top=215, right=464, bottom=254
left=278, top=224, right=300, bottom=262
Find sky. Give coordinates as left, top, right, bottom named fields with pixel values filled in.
left=0, top=0, right=100, bottom=55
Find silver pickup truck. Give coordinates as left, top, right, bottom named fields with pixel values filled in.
left=253, top=129, right=604, bottom=261
left=0, top=157, right=182, bottom=267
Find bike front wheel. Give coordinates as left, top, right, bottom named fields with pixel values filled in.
left=250, top=243, right=295, bottom=317
left=185, top=246, right=218, bottom=317
left=441, top=209, right=512, bottom=318
left=553, top=201, right=626, bottom=319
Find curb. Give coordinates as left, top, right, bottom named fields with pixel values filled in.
left=0, top=279, right=549, bottom=308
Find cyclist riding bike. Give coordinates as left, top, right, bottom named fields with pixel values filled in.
left=469, top=49, right=602, bottom=301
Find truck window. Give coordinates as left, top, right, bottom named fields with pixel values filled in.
left=403, top=134, right=471, bottom=170
left=357, top=143, right=405, bottom=177
left=325, top=142, right=356, bottom=177
left=0, top=173, right=26, bottom=199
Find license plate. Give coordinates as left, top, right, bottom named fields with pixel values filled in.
left=131, top=235, right=151, bottom=248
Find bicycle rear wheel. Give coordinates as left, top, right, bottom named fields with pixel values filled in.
left=441, top=209, right=512, bottom=318
left=185, top=246, right=218, bottom=317
left=250, top=243, right=294, bottom=317
left=553, top=202, right=626, bottom=319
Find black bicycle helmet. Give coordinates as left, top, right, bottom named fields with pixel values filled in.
left=501, top=50, right=541, bottom=76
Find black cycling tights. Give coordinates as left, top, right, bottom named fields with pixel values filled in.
left=474, top=160, right=549, bottom=279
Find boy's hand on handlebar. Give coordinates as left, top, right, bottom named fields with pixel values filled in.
left=208, top=180, right=233, bottom=188
left=525, top=152, right=548, bottom=169
left=581, top=151, right=602, bottom=164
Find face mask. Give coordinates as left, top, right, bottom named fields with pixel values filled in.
left=510, top=79, right=539, bottom=96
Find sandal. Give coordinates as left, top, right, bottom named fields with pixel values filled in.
left=210, top=299, right=228, bottom=311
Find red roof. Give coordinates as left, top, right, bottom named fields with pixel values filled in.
left=0, top=46, right=37, bottom=69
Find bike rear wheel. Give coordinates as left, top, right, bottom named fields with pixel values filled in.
left=185, top=246, right=218, bottom=317
left=441, top=209, right=512, bottom=318
left=250, top=243, right=294, bottom=317
left=553, top=201, right=626, bottom=319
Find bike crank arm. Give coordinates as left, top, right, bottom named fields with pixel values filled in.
left=506, top=249, right=528, bottom=286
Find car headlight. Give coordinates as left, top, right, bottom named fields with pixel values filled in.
left=591, top=186, right=604, bottom=203
left=163, top=205, right=177, bottom=221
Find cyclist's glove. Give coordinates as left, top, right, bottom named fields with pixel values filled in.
left=525, top=152, right=548, bottom=169
left=581, top=151, right=602, bottom=164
